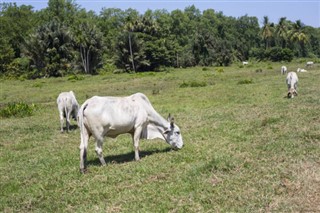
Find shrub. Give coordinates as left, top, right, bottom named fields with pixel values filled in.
left=215, top=67, right=224, bottom=73
left=0, top=102, right=37, bottom=118
left=67, top=74, right=84, bottom=82
left=32, top=82, right=45, bottom=88
left=250, top=47, right=293, bottom=62
left=249, top=48, right=265, bottom=61
left=179, top=81, right=207, bottom=88
left=267, top=65, right=273, bottom=69
left=238, top=79, right=253, bottom=85
left=266, top=47, right=294, bottom=62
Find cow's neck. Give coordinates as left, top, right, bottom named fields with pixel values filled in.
left=148, top=111, right=171, bottom=133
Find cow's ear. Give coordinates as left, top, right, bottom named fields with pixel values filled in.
left=167, top=113, right=175, bottom=129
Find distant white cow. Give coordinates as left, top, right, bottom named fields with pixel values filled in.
left=286, top=72, right=298, bottom=98
left=242, top=61, right=249, bottom=65
left=57, top=91, right=79, bottom=132
left=297, top=68, right=307, bottom=73
left=78, top=93, right=184, bottom=173
left=281, top=65, right=287, bottom=75
left=306, top=61, right=314, bottom=67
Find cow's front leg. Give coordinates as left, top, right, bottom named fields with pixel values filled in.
left=133, top=127, right=143, bottom=161
left=95, top=138, right=106, bottom=166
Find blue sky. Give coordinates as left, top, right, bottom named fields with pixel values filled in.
left=3, top=0, right=320, bottom=27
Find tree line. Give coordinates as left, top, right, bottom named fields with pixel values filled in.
left=1, top=0, right=319, bottom=79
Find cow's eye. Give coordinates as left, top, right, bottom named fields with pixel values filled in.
left=175, top=131, right=180, bottom=135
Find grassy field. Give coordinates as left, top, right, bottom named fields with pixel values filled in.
left=1, top=61, right=320, bottom=212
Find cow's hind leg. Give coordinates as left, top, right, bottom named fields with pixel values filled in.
left=66, top=111, right=71, bottom=132
left=133, top=126, right=143, bottom=161
left=79, top=128, right=89, bottom=174
left=59, top=113, right=64, bottom=133
left=95, top=137, right=106, bottom=166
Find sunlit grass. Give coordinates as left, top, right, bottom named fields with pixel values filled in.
left=1, top=61, right=320, bottom=212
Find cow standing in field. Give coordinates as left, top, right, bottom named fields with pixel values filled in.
left=57, top=91, right=79, bottom=133
left=78, top=93, right=184, bottom=173
left=281, top=65, right=287, bottom=75
left=286, top=72, right=299, bottom=98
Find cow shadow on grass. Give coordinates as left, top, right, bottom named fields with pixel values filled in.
left=86, top=147, right=172, bottom=167
left=60, top=124, right=78, bottom=132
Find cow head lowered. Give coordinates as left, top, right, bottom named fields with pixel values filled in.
left=287, top=88, right=298, bottom=98
left=163, top=115, right=183, bottom=149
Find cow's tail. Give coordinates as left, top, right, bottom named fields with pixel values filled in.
left=78, top=102, right=89, bottom=174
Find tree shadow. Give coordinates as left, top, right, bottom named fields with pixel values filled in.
left=86, top=147, right=172, bottom=167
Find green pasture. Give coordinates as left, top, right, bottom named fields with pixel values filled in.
left=1, top=61, right=319, bottom=212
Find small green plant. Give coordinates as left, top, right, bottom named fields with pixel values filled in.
left=216, top=67, right=224, bottom=73
left=238, top=79, right=253, bottom=84
left=32, top=82, right=45, bottom=88
left=0, top=102, right=37, bottom=118
left=67, top=74, right=84, bottom=82
left=179, top=81, right=207, bottom=88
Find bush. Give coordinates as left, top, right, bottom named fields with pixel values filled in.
left=67, top=74, right=85, bottom=82
left=238, top=79, right=253, bottom=85
left=266, top=47, right=294, bottom=62
left=250, top=47, right=293, bottom=62
left=32, top=82, right=45, bottom=88
left=0, top=102, right=37, bottom=118
left=215, top=67, right=224, bottom=73
left=249, top=48, right=265, bottom=61
left=180, top=81, right=207, bottom=88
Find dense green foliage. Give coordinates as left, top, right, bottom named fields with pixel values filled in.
left=0, top=102, right=37, bottom=118
left=0, top=1, right=319, bottom=78
left=1, top=62, right=320, bottom=211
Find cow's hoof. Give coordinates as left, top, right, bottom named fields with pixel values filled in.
left=80, top=168, right=87, bottom=174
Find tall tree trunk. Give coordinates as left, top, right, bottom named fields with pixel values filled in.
left=80, top=46, right=87, bottom=73
left=86, top=48, right=90, bottom=74
left=128, top=31, right=135, bottom=72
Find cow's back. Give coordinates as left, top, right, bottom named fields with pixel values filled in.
left=286, top=72, right=298, bottom=88
left=82, top=94, right=149, bottom=138
left=57, top=92, right=73, bottom=109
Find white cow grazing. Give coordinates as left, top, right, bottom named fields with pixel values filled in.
left=242, top=61, right=249, bottom=65
left=78, top=93, right=184, bottom=173
left=286, top=72, right=298, bottom=98
left=281, top=65, right=287, bottom=75
left=306, top=61, right=314, bottom=67
left=57, top=91, right=79, bottom=132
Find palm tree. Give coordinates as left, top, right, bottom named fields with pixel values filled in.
left=73, top=22, right=104, bottom=74
left=261, top=16, right=274, bottom=49
left=289, top=20, right=308, bottom=57
left=276, top=17, right=288, bottom=48
left=23, top=20, right=73, bottom=77
left=125, top=22, right=136, bottom=72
